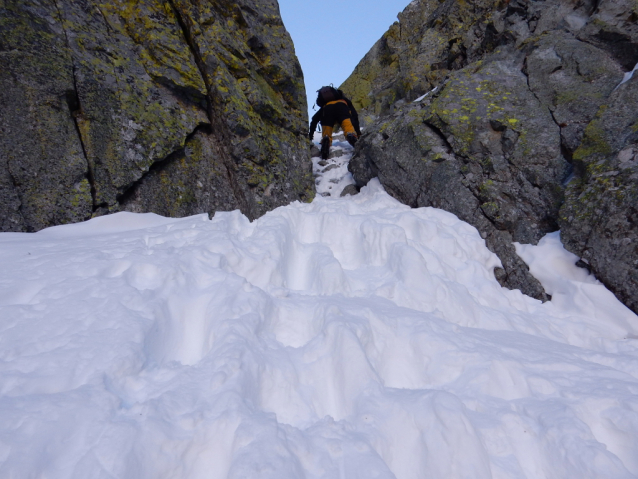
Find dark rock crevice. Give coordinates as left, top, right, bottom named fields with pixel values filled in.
left=166, top=0, right=253, bottom=219
left=4, top=158, right=23, bottom=208
left=165, top=0, right=214, bottom=119
left=422, top=119, right=454, bottom=155
left=588, top=30, right=638, bottom=72
left=521, top=55, right=557, bottom=125
left=5, top=162, right=19, bottom=190
left=65, top=74, right=97, bottom=213
left=425, top=0, right=455, bottom=30
left=93, top=4, right=115, bottom=35
left=1, top=161, right=27, bottom=232
left=116, top=123, right=211, bottom=206
left=53, top=0, right=96, bottom=216
left=151, top=74, right=209, bottom=112
left=521, top=54, right=571, bottom=180
left=478, top=23, right=517, bottom=59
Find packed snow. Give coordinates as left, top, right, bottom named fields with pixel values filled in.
left=1, top=144, right=638, bottom=479
left=616, top=62, right=638, bottom=90
left=413, top=87, right=438, bottom=103
left=311, top=130, right=357, bottom=198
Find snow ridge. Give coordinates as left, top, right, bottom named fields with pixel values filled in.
left=0, top=150, right=637, bottom=478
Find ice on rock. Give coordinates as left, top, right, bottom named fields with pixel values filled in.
left=1, top=148, right=638, bottom=478
left=615, top=62, right=638, bottom=90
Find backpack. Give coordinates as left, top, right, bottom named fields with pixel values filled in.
left=316, top=86, right=343, bottom=107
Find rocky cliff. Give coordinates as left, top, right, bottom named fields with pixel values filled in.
left=559, top=71, right=638, bottom=314
left=344, top=0, right=638, bottom=310
left=0, top=0, right=313, bottom=232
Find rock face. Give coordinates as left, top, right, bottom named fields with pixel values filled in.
left=560, top=76, right=638, bottom=313
left=344, top=0, right=638, bottom=307
left=0, top=0, right=313, bottom=232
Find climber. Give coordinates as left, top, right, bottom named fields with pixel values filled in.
left=309, top=86, right=362, bottom=160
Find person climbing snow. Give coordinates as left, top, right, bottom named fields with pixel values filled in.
left=309, top=86, right=362, bottom=160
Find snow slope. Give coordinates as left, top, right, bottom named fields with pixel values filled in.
left=311, top=130, right=357, bottom=198
left=1, top=147, right=638, bottom=478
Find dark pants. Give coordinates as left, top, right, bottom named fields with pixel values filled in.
left=320, top=101, right=356, bottom=145
left=320, top=101, right=352, bottom=128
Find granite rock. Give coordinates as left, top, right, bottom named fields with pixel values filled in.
left=0, top=0, right=313, bottom=231
left=345, top=0, right=635, bottom=304
left=560, top=74, right=638, bottom=314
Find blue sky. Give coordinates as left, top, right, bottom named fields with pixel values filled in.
left=277, top=0, right=412, bottom=120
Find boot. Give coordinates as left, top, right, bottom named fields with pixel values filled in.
left=346, top=133, right=358, bottom=147
left=320, top=136, right=330, bottom=160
